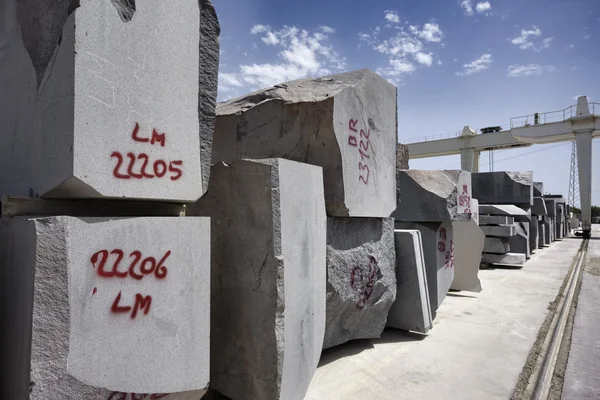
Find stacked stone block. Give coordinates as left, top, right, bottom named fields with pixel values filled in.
left=1, top=1, right=220, bottom=399
left=472, top=172, right=534, bottom=267
left=532, top=182, right=548, bottom=249
left=394, top=169, right=482, bottom=322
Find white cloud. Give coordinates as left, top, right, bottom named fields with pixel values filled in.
left=460, top=0, right=474, bottom=16
left=506, top=64, right=556, bottom=77
left=359, top=14, right=443, bottom=84
left=584, top=34, right=591, bottom=39
left=410, top=22, right=443, bottom=42
left=415, top=52, right=433, bottom=66
left=569, top=44, right=575, bottom=48
left=476, top=1, right=492, bottom=14
left=385, top=10, right=401, bottom=24
left=456, top=53, right=492, bottom=76
left=262, top=31, right=280, bottom=45
left=511, top=25, right=553, bottom=51
left=250, top=24, right=269, bottom=34
left=219, top=25, right=346, bottom=94
left=437, top=60, right=443, bottom=66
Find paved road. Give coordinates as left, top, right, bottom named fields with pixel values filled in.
left=562, top=225, right=600, bottom=400
left=305, top=233, right=581, bottom=400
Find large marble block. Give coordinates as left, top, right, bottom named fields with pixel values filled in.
left=1, top=0, right=219, bottom=202
left=387, top=230, right=432, bottom=333
left=188, top=159, right=326, bottom=400
left=529, top=218, right=539, bottom=253
left=483, top=237, right=511, bottom=254
left=479, top=215, right=515, bottom=225
left=451, top=220, right=484, bottom=292
left=393, top=170, right=472, bottom=222
left=538, top=221, right=546, bottom=248
left=324, top=217, right=396, bottom=348
left=532, top=197, right=548, bottom=215
left=481, top=252, right=526, bottom=266
left=395, top=221, right=454, bottom=315
left=397, top=143, right=410, bottom=169
left=212, top=69, right=397, bottom=217
left=0, top=217, right=210, bottom=398
left=480, top=225, right=516, bottom=237
left=533, top=182, right=544, bottom=197
left=472, top=171, right=533, bottom=206
left=509, top=222, right=530, bottom=259
left=479, top=204, right=530, bottom=217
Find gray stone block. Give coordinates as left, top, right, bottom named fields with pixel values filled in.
left=188, top=159, right=326, bottom=400
left=533, top=181, right=544, bottom=197
left=471, top=171, right=533, bottom=206
left=2, top=0, right=217, bottom=202
left=393, top=170, right=472, bottom=222
left=538, top=222, right=546, bottom=248
left=0, top=217, right=210, bottom=398
left=481, top=252, right=526, bottom=266
left=529, top=219, right=538, bottom=253
left=480, top=225, right=516, bottom=237
left=545, top=199, right=557, bottom=217
left=479, top=215, right=515, bottom=226
left=471, top=198, right=480, bottom=224
left=213, top=69, right=397, bottom=218
left=509, top=222, right=530, bottom=258
left=479, top=204, right=529, bottom=216
left=533, top=197, right=548, bottom=215
left=395, top=221, right=454, bottom=315
left=397, top=143, right=410, bottom=169
left=451, top=220, right=484, bottom=292
left=387, top=230, right=432, bottom=333
left=483, top=237, right=510, bottom=254
left=323, top=217, right=396, bottom=349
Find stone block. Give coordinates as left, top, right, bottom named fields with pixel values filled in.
left=509, top=222, right=530, bottom=258
left=533, top=181, right=544, bottom=197
left=1, top=0, right=219, bottom=202
left=538, top=222, right=546, bottom=248
left=479, top=215, right=515, bottom=226
left=471, top=171, right=533, bottom=206
left=529, top=219, right=539, bottom=253
left=544, top=199, right=557, bottom=217
left=0, top=217, right=210, bottom=398
left=483, top=237, right=510, bottom=254
left=479, top=204, right=529, bottom=217
left=188, top=159, right=326, bottom=400
left=533, top=197, right=547, bottom=215
left=212, top=69, right=397, bottom=218
left=323, top=217, right=396, bottom=349
left=397, top=143, right=409, bottom=169
left=480, top=225, right=516, bottom=237
left=393, top=170, right=472, bottom=222
left=387, top=230, right=432, bottom=333
left=450, top=220, right=484, bottom=292
left=471, top=198, right=479, bottom=224
left=481, top=252, right=526, bottom=266
left=395, top=221, right=454, bottom=315
left=544, top=217, right=554, bottom=243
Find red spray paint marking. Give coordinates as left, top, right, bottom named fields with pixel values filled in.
left=107, top=393, right=169, bottom=400
left=92, top=287, right=97, bottom=296
left=350, top=256, right=379, bottom=309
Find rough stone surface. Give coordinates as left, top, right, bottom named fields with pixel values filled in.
left=533, top=181, right=543, bottom=197
left=213, top=69, right=397, bottom=218
left=481, top=252, right=526, bottom=266
left=509, top=222, right=530, bottom=258
left=387, top=230, right=432, bottom=333
left=471, top=171, right=533, bottom=206
left=396, top=143, right=410, bottom=170
left=545, top=199, right=557, bottom=217
left=2, top=0, right=217, bottom=202
left=479, top=204, right=529, bottom=217
left=188, top=159, right=326, bottom=400
left=532, top=197, right=547, bottom=215
left=483, top=237, right=510, bottom=254
left=451, top=220, right=484, bottom=292
left=395, top=221, right=454, bottom=315
left=393, top=170, right=472, bottom=222
left=324, top=217, right=396, bottom=349
left=479, top=215, right=515, bottom=226
left=480, top=225, right=516, bottom=237
left=0, top=216, right=210, bottom=398
left=471, top=198, right=479, bottom=224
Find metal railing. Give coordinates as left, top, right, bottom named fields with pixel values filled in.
left=510, top=102, right=599, bottom=129
left=403, top=102, right=599, bottom=145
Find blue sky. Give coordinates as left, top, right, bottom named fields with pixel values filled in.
left=215, top=0, right=600, bottom=205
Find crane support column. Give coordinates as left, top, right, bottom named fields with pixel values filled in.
left=576, top=130, right=593, bottom=238
left=460, top=148, right=480, bottom=172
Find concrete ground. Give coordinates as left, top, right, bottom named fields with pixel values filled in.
left=562, top=224, right=600, bottom=400
left=305, top=235, right=582, bottom=400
